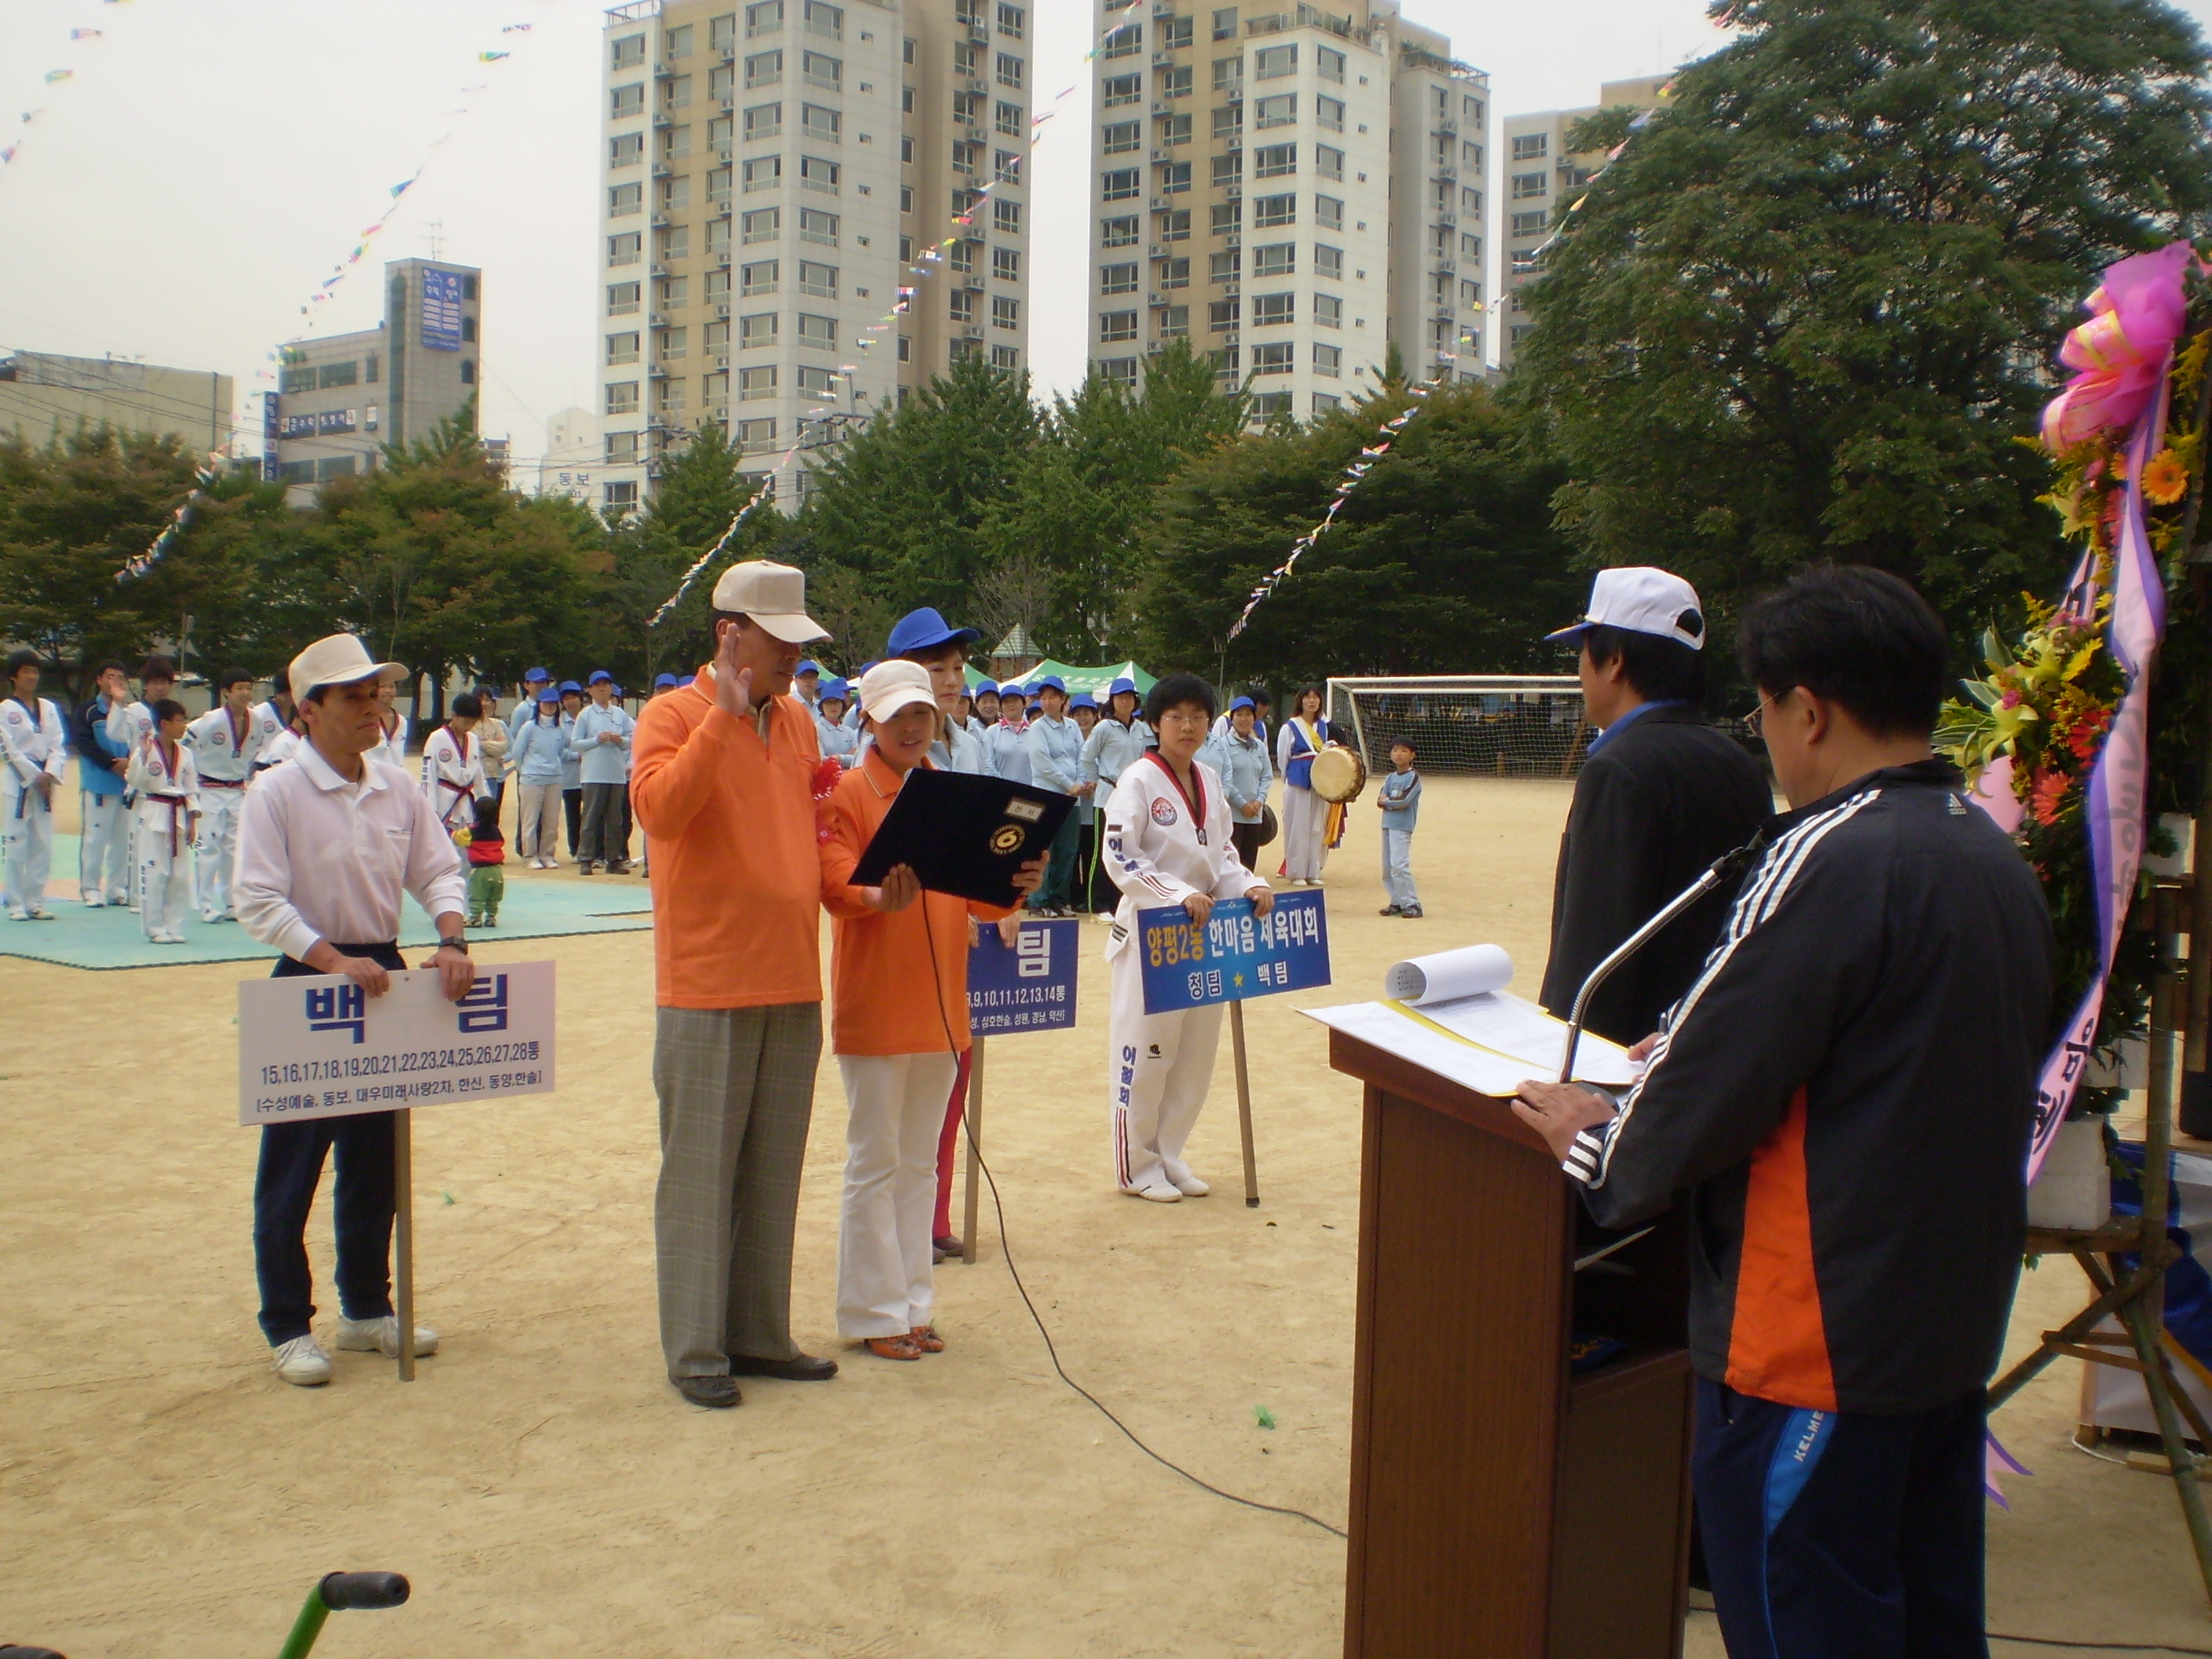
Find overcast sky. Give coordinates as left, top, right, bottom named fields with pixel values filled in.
left=2, top=0, right=2208, bottom=469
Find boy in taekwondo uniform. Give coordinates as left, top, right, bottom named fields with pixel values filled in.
left=2, top=650, right=68, bottom=921
left=184, top=667, right=264, bottom=921
left=1101, top=672, right=1274, bottom=1203
left=127, top=698, right=200, bottom=943
left=420, top=690, right=492, bottom=837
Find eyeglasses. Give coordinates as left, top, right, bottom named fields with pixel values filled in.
left=1744, top=692, right=1783, bottom=738
left=1156, top=709, right=1210, bottom=727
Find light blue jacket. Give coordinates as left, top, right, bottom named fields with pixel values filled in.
left=508, top=711, right=571, bottom=785
left=1081, top=717, right=1150, bottom=793
left=569, top=701, right=633, bottom=786
left=986, top=720, right=1031, bottom=784
left=1026, top=713, right=1083, bottom=795
left=1378, top=766, right=1422, bottom=833
left=816, top=708, right=859, bottom=766
left=1202, top=725, right=1273, bottom=815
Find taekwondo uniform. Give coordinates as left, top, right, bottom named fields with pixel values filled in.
left=247, top=700, right=291, bottom=772
left=184, top=704, right=262, bottom=920
left=420, top=723, right=489, bottom=837
left=373, top=711, right=411, bottom=773
left=1, top=690, right=67, bottom=920
left=126, top=732, right=200, bottom=942
left=74, top=693, right=133, bottom=905
left=1101, top=750, right=1269, bottom=1199
left=258, top=727, right=303, bottom=771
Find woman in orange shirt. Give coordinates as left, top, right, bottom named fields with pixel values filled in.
left=819, top=661, right=1043, bottom=1361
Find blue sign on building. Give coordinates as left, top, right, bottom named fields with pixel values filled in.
left=1136, top=890, right=1331, bottom=1015
left=967, top=917, right=1079, bottom=1036
left=419, top=268, right=463, bottom=353
left=262, top=391, right=280, bottom=483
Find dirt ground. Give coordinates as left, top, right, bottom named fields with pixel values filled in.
left=2, top=776, right=2207, bottom=1657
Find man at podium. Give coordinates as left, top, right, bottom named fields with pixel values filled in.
left=1514, top=566, right=2053, bottom=1659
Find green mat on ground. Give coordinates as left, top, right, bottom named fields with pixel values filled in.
left=4, top=834, right=654, bottom=971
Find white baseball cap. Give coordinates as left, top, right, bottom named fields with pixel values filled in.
left=856, top=659, right=939, bottom=724
left=710, top=559, right=830, bottom=644
left=1545, top=567, right=1708, bottom=652
left=288, top=634, right=406, bottom=696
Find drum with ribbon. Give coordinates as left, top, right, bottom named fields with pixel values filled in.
left=1309, top=743, right=1368, bottom=805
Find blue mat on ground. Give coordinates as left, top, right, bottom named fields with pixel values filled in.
left=5, top=835, right=653, bottom=970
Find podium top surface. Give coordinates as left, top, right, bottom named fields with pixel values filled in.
left=1328, top=1027, right=1559, bottom=1160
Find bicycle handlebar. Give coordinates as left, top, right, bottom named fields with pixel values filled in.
left=317, top=1573, right=410, bottom=1612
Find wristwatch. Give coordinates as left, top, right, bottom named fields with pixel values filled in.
left=433, top=935, right=470, bottom=955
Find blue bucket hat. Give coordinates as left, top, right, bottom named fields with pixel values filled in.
left=885, top=606, right=980, bottom=658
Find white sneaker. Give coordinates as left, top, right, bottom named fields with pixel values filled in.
left=201, top=910, right=221, bottom=924
left=1172, top=1175, right=1211, bottom=1197
left=335, top=1314, right=440, bottom=1357
left=1130, top=1181, right=1182, bottom=1203
left=82, top=893, right=105, bottom=908
left=272, top=1334, right=332, bottom=1386
left=5, top=907, right=27, bottom=922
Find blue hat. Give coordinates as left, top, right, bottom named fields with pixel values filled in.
left=523, top=666, right=549, bottom=683
left=796, top=660, right=821, bottom=678
left=885, top=606, right=980, bottom=658
left=558, top=679, right=582, bottom=694
left=676, top=674, right=694, bottom=687
left=1228, top=694, right=1255, bottom=713
left=1069, top=691, right=1097, bottom=710
left=859, top=660, right=881, bottom=677
left=1034, top=674, right=1067, bottom=694
left=537, top=688, right=560, bottom=704
left=588, top=669, right=613, bottom=686
left=819, top=677, right=850, bottom=701
left=1108, top=676, right=1137, bottom=697
left=654, top=672, right=678, bottom=688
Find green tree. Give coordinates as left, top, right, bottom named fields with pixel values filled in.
left=1517, top=0, right=2212, bottom=638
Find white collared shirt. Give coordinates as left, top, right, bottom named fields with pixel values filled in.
left=234, top=740, right=468, bottom=962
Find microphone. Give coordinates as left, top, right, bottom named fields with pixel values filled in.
left=1557, top=830, right=1769, bottom=1085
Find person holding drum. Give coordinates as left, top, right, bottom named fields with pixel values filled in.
left=1276, top=686, right=1357, bottom=884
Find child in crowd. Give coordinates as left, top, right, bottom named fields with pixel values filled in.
left=1377, top=738, right=1423, bottom=917
left=127, top=698, right=200, bottom=943
left=463, top=795, right=507, bottom=928
left=815, top=678, right=859, bottom=767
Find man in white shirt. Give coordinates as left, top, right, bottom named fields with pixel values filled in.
left=233, top=633, right=475, bottom=1388
left=420, top=690, right=491, bottom=836
left=184, top=667, right=263, bottom=921
left=2, top=650, right=67, bottom=921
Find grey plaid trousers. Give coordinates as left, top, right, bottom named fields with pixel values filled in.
left=653, top=1002, right=823, bottom=1379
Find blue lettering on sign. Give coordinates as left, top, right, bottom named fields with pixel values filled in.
left=420, top=268, right=464, bottom=352
left=968, top=919, right=1080, bottom=1036
left=1136, top=890, right=1331, bottom=1016
left=306, top=983, right=366, bottom=1043
left=456, top=972, right=510, bottom=1034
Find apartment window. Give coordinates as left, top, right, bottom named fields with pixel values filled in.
left=1104, top=22, right=1141, bottom=57
left=1511, top=323, right=1535, bottom=345
left=997, top=101, right=1024, bottom=136
left=1101, top=167, right=1141, bottom=203
left=1316, top=94, right=1344, bottom=131
left=1209, top=248, right=1240, bottom=282
left=611, top=82, right=646, bottom=119
left=743, top=155, right=782, bottom=192
left=606, top=430, right=640, bottom=463
left=1511, top=210, right=1547, bottom=236
left=1311, top=392, right=1339, bottom=412
left=1160, top=159, right=1192, bottom=193
left=1252, top=241, right=1292, bottom=276
left=897, top=335, right=912, bottom=362
left=1159, top=207, right=1192, bottom=240
left=1511, top=250, right=1542, bottom=275
left=667, top=74, right=694, bottom=108
left=1101, top=355, right=1139, bottom=384
left=1210, top=104, right=1241, bottom=140
left=1463, top=141, right=1484, bottom=170
left=610, top=181, right=644, bottom=217
left=992, top=295, right=1020, bottom=330
left=1461, top=186, right=1483, bottom=215
left=797, top=364, right=838, bottom=393
left=705, top=269, right=731, bottom=301
left=1313, top=292, right=1342, bottom=328
left=1316, top=46, right=1345, bottom=82
left=1103, top=120, right=1141, bottom=155
left=660, top=174, right=692, bottom=211
left=659, top=274, right=691, bottom=308
left=1428, top=317, right=1453, bottom=349
left=1252, top=291, right=1293, bottom=325
left=1209, top=346, right=1239, bottom=374
left=610, top=132, right=645, bottom=167
left=997, top=53, right=1024, bottom=87
left=1099, top=310, right=1138, bottom=342
left=1432, top=178, right=1454, bottom=213
left=1158, top=303, right=1191, bottom=337
left=659, top=326, right=690, bottom=360
left=705, top=315, right=731, bottom=346
left=606, top=331, right=641, bottom=364
left=1254, top=43, right=1295, bottom=79
left=1209, top=201, right=1240, bottom=234
left=950, top=290, right=976, bottom=323
left=1461, top=279, right=1484, bottom=308
left=1313, top=193, right=1342, bottom=229
left=742, top=207, right=780, bottom=244
left=742, top=258, right=779, bottom=295
left=798, top=312, right=836, bottom=347
left=608, top=231, right=643, bottom=266
left=1212, top=56, right=1242, bottom=92
left=1101, top=262, right=1139, bottom=294
left=993, top=245, right=1021, bottom=281
left=1254, top=143, right=1295, bottom=178
left=611, top=32, right=646, bottom=68
left=1211, top=5, right=1238, bottom=38
left=705, top=113, right=732, bottom=147
left=746, top=0, right=782, bottom=33
left=744, top=101, right=782, bottom=139
left=604, top=478, right=640, bottom=513
left=1101, top=214, right=1140, bottom=247
left=1253, top=192, right=1295, bottom=228
left=1463, top=94, right=1485, bottom=125
left=900, top=185, right=914, bottom=211
left=804, top=0, right=842, bottom=37
left=1161, top=15, right=1194, bottom=49
left=800, top=50, right=840, bottom=90
left=1158, top=255, right=1190, bottom=287
left=741, top=311, right=778, bottom=346
left=708, top=60, right=736, bottom=101
left=1315, top=143, right=1343, bottom=181
left=1210, top=150, right=1241, bottom=186
left=797, top=260, right=837, bottom=297
left=1103, top=73, right=1141, bottom=108
left=1254, top=93, right=1295, bottom=129
left=364, top=353, right=379, bottom=383
left=1251, top=340, right=1293, bottom=375
left=703, top=369, right=729, bottom=405
left=802, top=102, right=840, bottom=141
left=1208, top=298, right=1238, bottom=331
left=993, top=197, right=1022, bottom=234
left=738, top=418, right=778, bottom=451
left=745, top=49, right=783, bottom=86
left=799, top=154, right=840, bottom=192
left=1511, top=171, right=1547, bottom=200
left=708, top=164, right=734, bottom=203
left=608, top=281, right=643, bottom=315
left=798, top=207, right=838, bottom=246
left=992, top=344, right=1021, bottom=369
left=994, top=148, right=1023, bottom=184
left=998, top=3, right=1026, bottom=38
left=1511, top=133, right=1547, bottom=161
left=1313, top=342, right=1340, bottom=377
left=1462, top=232, right=1485, bottom=258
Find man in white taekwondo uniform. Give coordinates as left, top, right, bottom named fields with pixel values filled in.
left=2, top=650, right=67, bottom=921
left=420, top=690, right=491, bottom=835
left=184, top=667, right=264, bottom=921
left=1099, top=672, right=1273, bottom=1203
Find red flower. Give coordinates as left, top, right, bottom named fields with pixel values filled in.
left=2064, top=708, right=2111, bottom=764
left=2028, top=768, right=2072, bottom=828
left=813, top=757, right=844, bottom=844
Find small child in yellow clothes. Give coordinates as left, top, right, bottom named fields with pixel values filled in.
left=460, top=795, right=505, bottom=928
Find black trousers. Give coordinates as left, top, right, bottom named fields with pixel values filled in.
left=1230, top=819, right=1265, bottom=873
left=580, top=781, right=627, bottom=865
left=1694, top=1378, right=1988, bottom=1659
left=253, top=943, right=407, bottom=1346
left=563, top=786, right=584, bottom=859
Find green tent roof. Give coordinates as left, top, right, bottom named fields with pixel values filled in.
left=965, top=659, right=1157, bottom=696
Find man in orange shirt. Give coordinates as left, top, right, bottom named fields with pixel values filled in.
left=631, top=560, right=836, bottom=1410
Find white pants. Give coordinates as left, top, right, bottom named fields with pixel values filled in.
left=137, top=815, right=191, bottom=939
left=1108, top=941, right=1223, bottom=1192
left=79, top=791, right=132, bottom=902
left=516, top=781, right=562, bottom=861
left=2, top=779, right=53, bottom=914
left=837, top=1052, right=958, bottom=1339
left=192, top=786, right=245, bottom=917
left=1281, top=784, right=1329, bottom=881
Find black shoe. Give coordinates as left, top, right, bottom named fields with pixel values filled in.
left=578, top=861, right=596, bottom=875
left=1401, top=906, right=1423, bottom=918
left=727, top=1351, right=839, bottom=1382
left=1379, top=904, right=1401, bottom=917
left=606, top=861, right=632, bottom=874
left=674, top=1373, right=742, bottom=1408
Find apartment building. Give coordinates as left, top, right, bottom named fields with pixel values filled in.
left=1083, top=0, right=1488, bottom=419
left=0, top=351, right=234, bottom=456
left=1497, top=74, right=1670, bottom=372
left=599, top=0, right=1032, bottom=518
left=535, top=407, right=602, bottom=504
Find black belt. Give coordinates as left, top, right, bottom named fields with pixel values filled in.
left=201, top=776, right=247, bottom=789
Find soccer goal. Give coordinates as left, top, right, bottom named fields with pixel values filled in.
left=1327, top=676, right=1589, bottom=778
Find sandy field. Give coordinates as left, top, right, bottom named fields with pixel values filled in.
left=2, top=775, right=2208, bottom=1657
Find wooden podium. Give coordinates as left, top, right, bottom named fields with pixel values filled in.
left=1330, top=1030, right=1694, bottom=1659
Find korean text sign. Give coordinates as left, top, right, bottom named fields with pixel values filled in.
left=1137, top=891, right=1331, bottom=1015
left=967, top=917, right=1079, bottom=1036
left=237, top=961, right=555, bottom=1126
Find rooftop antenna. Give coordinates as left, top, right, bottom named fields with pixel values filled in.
left=426, top=221, right=446, bottom=261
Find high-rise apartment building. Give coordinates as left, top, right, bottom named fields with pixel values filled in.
left=536, top=406, right=602, bottom=504
left=1083, top=0, right=1487, bottom=419
left=599, top=0, right=1032, bottom=518
left=0, top=351, right=234, bottom=456
left=1497, top=75, right=1670, bottom=372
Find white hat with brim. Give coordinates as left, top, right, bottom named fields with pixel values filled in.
left=289, top=634, right=407, bottom=697
left=711, top=558, right=831, bottom=645
left=1544, top=566, right=1708, bottom=652
left=857, top=660, right=939, bottom=725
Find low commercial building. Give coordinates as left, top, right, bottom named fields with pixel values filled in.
left=0, top=350, right=234, bottom=456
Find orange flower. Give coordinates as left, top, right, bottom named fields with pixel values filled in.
left=2142, top=446, right=2192, bottom=506
left=2029, top=768, right=2072, bottom=828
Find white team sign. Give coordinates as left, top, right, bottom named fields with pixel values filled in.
left=238, top=961, right=556, bottom=1126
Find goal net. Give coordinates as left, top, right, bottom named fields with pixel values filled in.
left=1327, top=676, right=1589, bottom=778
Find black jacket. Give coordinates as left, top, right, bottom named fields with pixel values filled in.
left=1565, top=761, right=2054, bottom=1414
left=1539, top=704, right=1771, bottom=1044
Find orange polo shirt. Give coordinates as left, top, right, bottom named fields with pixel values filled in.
left=633, top=668, right=825, bottom=1010
left=819, top=748, right=1015, bottom=1057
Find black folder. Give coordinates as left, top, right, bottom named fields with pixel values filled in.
left=848, top=767, right=1077, bottom=907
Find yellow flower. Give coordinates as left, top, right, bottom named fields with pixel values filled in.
left=2142, top=447, right=2192, bottom=507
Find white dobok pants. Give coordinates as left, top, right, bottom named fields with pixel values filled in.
left=192, top=783, right=246, bottom=918
left=2, top=778, right=53, bottom=915
left=837, top=1051, right=959, bottom=1339
left=1108, top=941, right=1223, bottom=1192
left=137, top=808, right=192, bottom=938
left=79, top=791, right=131, bottom=903
left=1280, top=783, right=1329, bottom=882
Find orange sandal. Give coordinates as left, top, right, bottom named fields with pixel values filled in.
left=910, top=1325, right=945, bottom=1353
left=866, top=1335, right=922, bottom=1361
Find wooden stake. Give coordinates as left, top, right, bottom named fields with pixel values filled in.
left=961, top=1040, right=984, bottom=1265
left=1231, top=1000, right=1259, bottom=1207
left=394, top=1108, right=416, bottom=1382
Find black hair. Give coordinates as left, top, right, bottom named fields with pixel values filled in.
left=451, top=690, right=483, bottom=720
left=271, top=665, right=291, bottom=696
left=141, top=654, right=177, bottom=683
left=97, top=657, right=128, bottom=677
left=1247, top=685, right=1273, bottom=707
left=151, top=698, right=187, bottom=723
left=1737, top=564, right=1947, bottom=739
left=1583, top=623, right=1706, bottom=705
left=1144, top=672, right=1218, bottom=727
left=218, top=665, right=255, bottom=693
left=472, top=796, right=504, bottom=833
left=1291, top=683, right=1325, bottom=716
left=6, top=648, right=38, bottom=678
left=1391, top=736, right=1417, bottom=756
